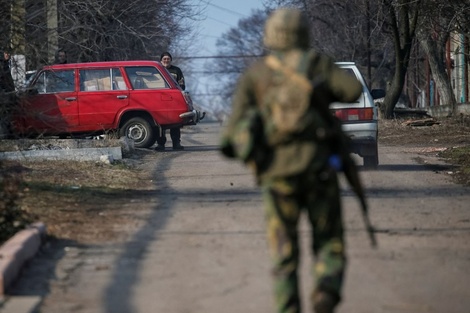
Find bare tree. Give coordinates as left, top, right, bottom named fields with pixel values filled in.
left=416, top=0, right=469, bottom=115
left=227, top=0, right=466, bottom=118
left=263, top=0, right=394, bottom=89
left=1, top=0, right=203, bottom=71
left=204, top=9, right=268, bottom=115
left=0, top=0, right=204, bottom=138
left=378, top=0, right=421, bottom=118
left=208, top=0, right=395, bottom=114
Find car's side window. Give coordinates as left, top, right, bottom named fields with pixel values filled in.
left=112, top=68, right=127, bottom=90
left=125, top=66, right=169, bottom=90
left=80, top=68, right=120, bottom=92
left=33, top=70, right=75, bottom=94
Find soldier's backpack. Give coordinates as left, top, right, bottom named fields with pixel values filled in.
left=260, top=51, right=325, bottom=146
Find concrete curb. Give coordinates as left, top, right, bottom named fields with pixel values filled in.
left=0, top=296, right=41, bottom=313
left=0, top=223, right=46, bottom=296
left=0, top=147, right=122, bottom=162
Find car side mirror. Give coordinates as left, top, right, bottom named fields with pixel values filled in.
left=16, top=87, right=38, bottom=98
left=370, top=89, right=385, bottom=100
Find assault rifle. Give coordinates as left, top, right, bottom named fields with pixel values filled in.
left=339, top=146, right=377, bottom=248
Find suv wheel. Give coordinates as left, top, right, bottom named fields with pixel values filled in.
left=363, top=143, right=379, bottom=169
left=363, top=155, right=378, bottom=169
left=119, top=117, right=156, bottom=148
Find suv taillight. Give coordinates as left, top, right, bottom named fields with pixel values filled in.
left=334, top=108, right=374, bottom=121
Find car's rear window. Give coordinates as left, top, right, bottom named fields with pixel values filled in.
left=341, top=68, right=355, bottom=78
left=341, top=67, right=369, bottom=90
left=80, top=68, right=127, bottom=91
left=125, top=66, right=169, bottom=90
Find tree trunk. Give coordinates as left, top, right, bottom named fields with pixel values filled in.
left=382, top=0, right=420, bottom=119
left=384, top=64, right=407, bottom=118
left=418, top=33, right=457, bottom=115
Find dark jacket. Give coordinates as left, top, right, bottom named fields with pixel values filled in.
left=166, top=65, right=185, bottom=90
left=0, top=58, right=15, bottom=93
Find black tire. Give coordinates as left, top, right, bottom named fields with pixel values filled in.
left=363, top=155, right=378, bottom=169
left=363, top=143, right=379, bottom=169
left=119, top=117, right=156, bottom=148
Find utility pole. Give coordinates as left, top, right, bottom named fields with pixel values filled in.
left=10, top=0, right=26, bottom=88
left=47, top=0, right=58, bottom=63
left=10, top=0, right=25, bottom=54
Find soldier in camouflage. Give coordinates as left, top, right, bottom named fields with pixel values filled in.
left=220, top=8, right=363, bottom=313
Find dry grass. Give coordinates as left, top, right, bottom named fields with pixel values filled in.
left=0, top=149, right=156, bottom=245
left=0, top=162, right=35, bottom=243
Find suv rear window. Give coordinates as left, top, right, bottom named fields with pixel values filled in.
left=125, top=66, right=168, bottom=90
left=342, top=68, right=355, bottom=77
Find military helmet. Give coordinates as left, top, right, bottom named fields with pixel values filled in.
left=263, top=8, right=310, bottom=51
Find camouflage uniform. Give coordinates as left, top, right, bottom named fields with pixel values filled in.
left=220, top=8, right=362, bottom=313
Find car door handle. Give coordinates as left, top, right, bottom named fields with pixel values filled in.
left=65, top=97, right=77, bottom=101
left=117, top=95, right=128, bottom=99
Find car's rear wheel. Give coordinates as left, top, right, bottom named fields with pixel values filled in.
left=119, top=117, right=156, bottom=148
left=363, top=143, right=379, bottom=169
left=363, top=155, right=378, bottom=169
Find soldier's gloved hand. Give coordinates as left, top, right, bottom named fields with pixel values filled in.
left=220, top=138, right=236, bottom=158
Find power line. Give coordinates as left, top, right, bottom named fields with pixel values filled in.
left=177, top=54, right=264, bottom=60
left=200, top=0, right=247, bottom=18
left=191, top=93, right=228, bottom=96
left=205, top=16, right=236, bottom=28
left=186, top=71, right=243, bottom=74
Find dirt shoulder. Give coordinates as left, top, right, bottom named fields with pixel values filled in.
left=379, top=115, right=470, bottom=185
left=1, top=148, right=158, bottom=245
left=379, top=115, right=470, bottom=147
left=1, top=115, right=469, bottom=245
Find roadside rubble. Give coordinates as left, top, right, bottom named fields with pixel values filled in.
left=401, top=117, right=440, bottom=127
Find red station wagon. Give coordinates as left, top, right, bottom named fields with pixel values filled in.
left=12, top=60, right=203, bottom=148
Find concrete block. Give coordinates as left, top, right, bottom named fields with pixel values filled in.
left=119, top=136, right=135, bottom=158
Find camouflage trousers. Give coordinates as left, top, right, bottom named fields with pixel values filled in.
left=261, top=168, right=346, bottom=313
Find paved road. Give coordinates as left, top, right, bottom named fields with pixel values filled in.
left=5, top=122, right=470, bottom=313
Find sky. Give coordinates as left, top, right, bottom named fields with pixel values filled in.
left=195, top=0, right=263, bottom=57
left=183, top=0, right=266, bottom=111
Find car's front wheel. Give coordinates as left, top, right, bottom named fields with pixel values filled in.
left=119, top=117, right=156, bottom=148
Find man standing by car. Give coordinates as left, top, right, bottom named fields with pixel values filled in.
left=1, top=51, right=15, bottom=93
left=54, top=48, right=67, bottom=64
left=0, top=51, right=16, bottom=138
left=155, top=51, right=185, bottom=151
left=220, top=8, right=363, bottom=313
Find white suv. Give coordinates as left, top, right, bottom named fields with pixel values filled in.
left=331, top=62, right=385, bottom=168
